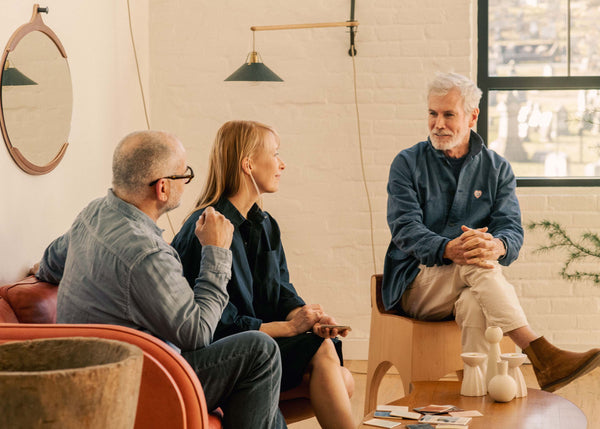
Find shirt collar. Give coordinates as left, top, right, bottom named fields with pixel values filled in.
left=107, top=189, right=164, bottom=235
left=216, top=195, right=266, bottom=227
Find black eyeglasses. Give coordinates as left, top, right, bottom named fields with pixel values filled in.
left=148, top=165, right=194, bottom=187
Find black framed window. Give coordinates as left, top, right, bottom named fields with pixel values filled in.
left=477, top=0, right=600, bottom=186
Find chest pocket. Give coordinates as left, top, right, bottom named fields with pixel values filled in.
left=252, top=249, right=282, bottom=322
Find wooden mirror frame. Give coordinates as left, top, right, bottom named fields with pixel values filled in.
left=0, top=4, right=70, bottom=175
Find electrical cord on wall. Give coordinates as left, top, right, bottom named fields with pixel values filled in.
left=126, top=0, right=177, bottom=236
left=350, top=35, right=378, bottom=275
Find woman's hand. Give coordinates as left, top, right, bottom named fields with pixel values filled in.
left=287, top=304, right=323, bottom=335
left=313, top=314, right=350, bottom=338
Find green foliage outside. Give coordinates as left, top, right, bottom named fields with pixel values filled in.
left=528, top=220, right=600, bottom=283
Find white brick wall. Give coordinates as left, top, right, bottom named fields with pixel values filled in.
left=147, top=0, right=600, bottom=358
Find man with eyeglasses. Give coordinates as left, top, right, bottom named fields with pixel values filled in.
left=35, top=130, right=287, bottom=429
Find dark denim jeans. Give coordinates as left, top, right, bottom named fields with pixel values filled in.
left=183, top=331, right=286, bottom=429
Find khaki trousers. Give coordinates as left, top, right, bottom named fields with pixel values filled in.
left=401, top=262, right=528, bottom=354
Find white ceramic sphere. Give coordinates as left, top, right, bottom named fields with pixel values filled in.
left=485, top=326, right=503, bottom=343
left=488, top=361, right=517, bottom=402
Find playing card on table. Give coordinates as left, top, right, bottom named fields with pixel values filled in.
left=363, top=418, right=402, bottom=428
left=413, top=404, right=458, bottom=414
left=450, top=410, right=483, bottom=417
left=376, top=405, right=409, bottom=413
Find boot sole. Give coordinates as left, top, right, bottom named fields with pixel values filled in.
left=541, top=351, right=600, bottom=392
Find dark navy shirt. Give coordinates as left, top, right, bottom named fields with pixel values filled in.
left=172, top=196, right=305, bottom=341
left=382, top=131, right=523, bottom=311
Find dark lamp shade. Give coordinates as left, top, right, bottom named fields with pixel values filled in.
left=225, top=56, right=283, bottom=82
left=1, top=67, right=38, bottom=86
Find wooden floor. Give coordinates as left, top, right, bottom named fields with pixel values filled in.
left=288, top=360, right=600, bottom=429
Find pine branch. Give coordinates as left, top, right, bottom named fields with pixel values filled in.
left=527, top=220, right=600, bottom=284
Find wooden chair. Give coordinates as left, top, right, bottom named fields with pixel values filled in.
left=364, top=274, right=514, bottom=415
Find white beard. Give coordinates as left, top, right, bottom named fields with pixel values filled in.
left=430, top=129, right=469, bottom=151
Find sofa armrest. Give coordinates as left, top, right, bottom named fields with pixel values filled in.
left=0, top=323, right=221, bottom=429
left=0, top=276, right=57, bottom=323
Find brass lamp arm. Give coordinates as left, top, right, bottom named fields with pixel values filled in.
left=250, top=21, right=359, bottom=57
left=250, top=21, right=359, bottom=32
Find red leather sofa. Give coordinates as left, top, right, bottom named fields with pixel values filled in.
left=0, top=276, right=314, bottom=427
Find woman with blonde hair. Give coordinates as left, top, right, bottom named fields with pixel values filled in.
left=172, top=120, right=355, bottom=428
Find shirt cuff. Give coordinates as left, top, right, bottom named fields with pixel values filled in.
left=497, top=237, right=508, bottom=260
left=200, top=245, right=233, bottom=277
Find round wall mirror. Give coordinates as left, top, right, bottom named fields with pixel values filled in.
left=0, top=5, right=72, bottom=175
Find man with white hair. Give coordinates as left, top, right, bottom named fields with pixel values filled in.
left=382, top=72, right=600, bottom=392
left=36, top=130, right=287, bottom=429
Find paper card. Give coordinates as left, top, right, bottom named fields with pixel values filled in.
left=374, top=411, right=401, bottom=419
left=414, top=404, right=457, bottom=414
left=406, top=424, right=435, bottom=429
left=377, top=405, right=410, bottom=413
left=363, top=418, right=402, bottom=428
left=450, top=410, right=483, bottom=417
left=390, top=410, right=422, bottom=420
left=419, top=415, right=472, bottom=425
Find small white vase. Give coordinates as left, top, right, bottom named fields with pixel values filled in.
left=460, top=352, right=487, bottom=396
left=488, top=360, right=517, bottom=402
left=501, top=352, right=528, bottom=398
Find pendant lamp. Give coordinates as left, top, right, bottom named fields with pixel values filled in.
left=225, top=0, right=358, bottom=82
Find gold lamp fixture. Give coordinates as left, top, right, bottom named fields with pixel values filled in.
left=225, top=1, right=358, bottom=82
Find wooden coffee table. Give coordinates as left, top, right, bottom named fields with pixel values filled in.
left=360, top=381, right=587, bottom=428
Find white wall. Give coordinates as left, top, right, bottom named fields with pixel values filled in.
left=2, top=0, right=598, bottom=359
left=0, top=0, right=149, bottom=283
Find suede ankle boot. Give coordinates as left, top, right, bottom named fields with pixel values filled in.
left=523, top=336, right=600, bottom=392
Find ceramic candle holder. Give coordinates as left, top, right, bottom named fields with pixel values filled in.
left=460, top=352, right=487, bottom=396
left=501, top=352, right=528, bottom=398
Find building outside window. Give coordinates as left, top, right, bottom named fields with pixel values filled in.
left=478, top=0, right=600, bottom=185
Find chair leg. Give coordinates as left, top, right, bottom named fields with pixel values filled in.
left=364, top=361, right=392, bottom=416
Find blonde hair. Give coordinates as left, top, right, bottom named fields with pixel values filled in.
left=195, top=120, right=279, bottom=209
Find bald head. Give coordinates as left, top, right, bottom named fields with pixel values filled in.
left=112, top=130, right=183, bottom=198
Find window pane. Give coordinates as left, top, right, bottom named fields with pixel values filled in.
left=489, top=0, right=568, bottom=77
left=487, top=89, right=600, bottom=177
left=571, top=1, right=600, bottom=75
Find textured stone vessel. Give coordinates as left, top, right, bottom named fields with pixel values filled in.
left=0, top=337, right=143, bottom=429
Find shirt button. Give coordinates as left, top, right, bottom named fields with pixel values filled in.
left=448, top=222, right=455, bottom=227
